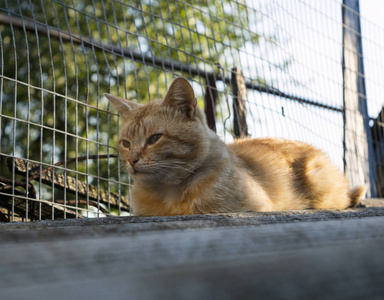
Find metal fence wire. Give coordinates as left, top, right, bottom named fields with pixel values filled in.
left=0, top=0, right=383, bottom=222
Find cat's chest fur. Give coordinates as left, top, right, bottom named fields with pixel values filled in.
left=131, top=183, right=194, bottom=216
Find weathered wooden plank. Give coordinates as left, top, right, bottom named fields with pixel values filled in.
left=0, top=182, right=78, bottom=221
left=1, top=209, right=384, bottom=299
left=0, top=194, right=78, bottom=221
left=7, top=157, right=130, bottom=211
left=1, top=207, right=384, bottom=238
left=231, top=67, right=249, bottom=138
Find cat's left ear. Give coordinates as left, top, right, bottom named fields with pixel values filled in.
left=163, top=77, right=197, bottom=119
left=104, top=93, right=141, bottom=121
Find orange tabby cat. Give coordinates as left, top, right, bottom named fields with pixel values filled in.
left=105, top=77, right=365, bottom=216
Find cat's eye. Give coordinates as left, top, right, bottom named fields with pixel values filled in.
left=147, top=134, right=162, bottom=145
left=121, top=140, right=131, bottom=149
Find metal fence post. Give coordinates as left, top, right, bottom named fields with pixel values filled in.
left=342, top=0, right=376, bottom=197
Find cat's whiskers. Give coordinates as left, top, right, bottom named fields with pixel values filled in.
left=140, top=166, right=183, bottom=182
left=148, top=161, right=196, bottom=175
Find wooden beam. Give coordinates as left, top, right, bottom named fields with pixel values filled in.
left=231, top=67, right=249, bottom=138
left=7, top=158, right=130, bottom=212
left=204, top=75, right=217, bottom=132
left=0, top=183, right=78, bottom=221
left=2, top=209, right=384, bottom=298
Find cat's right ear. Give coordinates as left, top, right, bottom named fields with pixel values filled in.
left=104, top=93, right=141, bottom=121
left=163, top=77, right=197, bottom=119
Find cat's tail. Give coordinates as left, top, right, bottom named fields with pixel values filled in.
left=348, top=186, right=366, bottom=208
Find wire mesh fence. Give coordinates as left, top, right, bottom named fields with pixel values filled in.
left=0, top=0, right=383, bottom=222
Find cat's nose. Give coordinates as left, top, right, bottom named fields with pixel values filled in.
left=128, top=152, right=140, bottom=167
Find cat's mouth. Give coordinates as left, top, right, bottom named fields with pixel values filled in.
left=130, top=162, right=159, bottom=176
left=130, top=167, right=151, bottom=176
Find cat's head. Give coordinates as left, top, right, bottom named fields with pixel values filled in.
left=105, top=77, right=211, bottom=185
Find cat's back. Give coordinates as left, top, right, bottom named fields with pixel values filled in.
left=228, top=137, right=320, bottom=168
left=227, top=137, right=353, bottom=210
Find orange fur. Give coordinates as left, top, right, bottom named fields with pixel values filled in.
left=106, top=78, right=365, bottom=216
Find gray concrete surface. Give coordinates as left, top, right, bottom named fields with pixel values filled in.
left=1, top=205, right=384, bottom=299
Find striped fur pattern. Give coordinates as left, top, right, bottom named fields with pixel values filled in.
left=105, top=78, right=365, bottom=216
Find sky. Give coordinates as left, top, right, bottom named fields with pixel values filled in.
left=361, top=0, right=384, bottom=26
